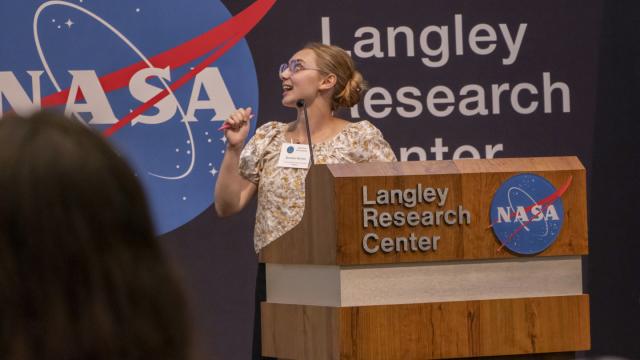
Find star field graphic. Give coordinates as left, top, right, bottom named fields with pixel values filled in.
left=0, top=0, right=265, bottom=234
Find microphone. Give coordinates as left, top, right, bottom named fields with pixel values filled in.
left=296, top=99, right=315, bottom=166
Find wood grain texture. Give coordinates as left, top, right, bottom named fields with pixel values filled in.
left=261, top=295, right=590, bottom=360
left=260, top=157, right=588, bottom=265
left=261, top=301, right=340, bottom=359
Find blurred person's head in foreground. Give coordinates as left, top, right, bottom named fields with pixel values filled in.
left=0, top=111, right=190, bottom=360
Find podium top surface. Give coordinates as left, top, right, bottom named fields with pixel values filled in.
left=325, top=156, right=584, bottom=177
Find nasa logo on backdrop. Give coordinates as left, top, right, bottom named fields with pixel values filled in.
left=489, top=173, right=569, bottom=255
left=0, top=0, right=275, bottom=234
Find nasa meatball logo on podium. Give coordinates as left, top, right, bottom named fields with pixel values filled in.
left=0, top=0, right=275, bottom=234
left=489, top=173, right=568, bottom=255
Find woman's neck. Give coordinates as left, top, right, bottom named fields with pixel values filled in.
left=289, top=99, right=337, bottom=143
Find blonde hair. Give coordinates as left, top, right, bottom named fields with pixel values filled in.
left=304, top=42, right=367, bottom=110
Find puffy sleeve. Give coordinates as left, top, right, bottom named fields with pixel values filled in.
left=238, top=121, right=281, bottom=184
left=355, top=121, right=397, bottom=162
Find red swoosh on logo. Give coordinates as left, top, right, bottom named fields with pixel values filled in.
left=38, top=0, right=276, bottom=137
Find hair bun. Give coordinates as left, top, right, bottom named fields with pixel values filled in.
left=303, top=42, right=368, bottom=110
left=335, top=70, right=367, bottom=109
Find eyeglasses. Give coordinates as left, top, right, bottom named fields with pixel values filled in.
left=278, top=59, right=324, bottom=77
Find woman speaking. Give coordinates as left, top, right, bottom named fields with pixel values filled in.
left=214, top=42, right=396, bottom=359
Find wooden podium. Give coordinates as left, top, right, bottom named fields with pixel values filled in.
left=260, top=157, right=589, bottom=359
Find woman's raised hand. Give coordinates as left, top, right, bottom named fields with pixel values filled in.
left=222, top=107, right=253, bottom=148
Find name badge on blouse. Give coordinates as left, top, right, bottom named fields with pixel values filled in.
left=276, top=143, right=311, bottom=169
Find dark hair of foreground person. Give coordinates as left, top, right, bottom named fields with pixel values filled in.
left=0, top=111, right=191, bottom=360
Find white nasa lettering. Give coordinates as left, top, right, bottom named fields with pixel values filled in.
left=185, top=67, right=236, bottom=122
left=65, top=70, right=119, bottom=124
left=496, top=205, right=560, bottom=223
left=0, top=67, right=236, bottom=124
left=129, top=66, right=177, bottom=125
left=0, top=71, right=43, bottom=116
left=513, top=206, right=528, bottom=222
left=530, top=205, right=544, bottom=221
left=544, top=205, right=559, bottom=220
left=497, top=207, right=511, bottom=223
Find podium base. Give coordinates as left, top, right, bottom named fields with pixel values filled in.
left=262, top=295, right=589, bottom=360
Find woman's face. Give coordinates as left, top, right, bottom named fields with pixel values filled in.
left=279, top=49, right=328, bottom=108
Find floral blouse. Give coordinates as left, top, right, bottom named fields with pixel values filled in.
left=239, top=120, right=396, bottom=253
